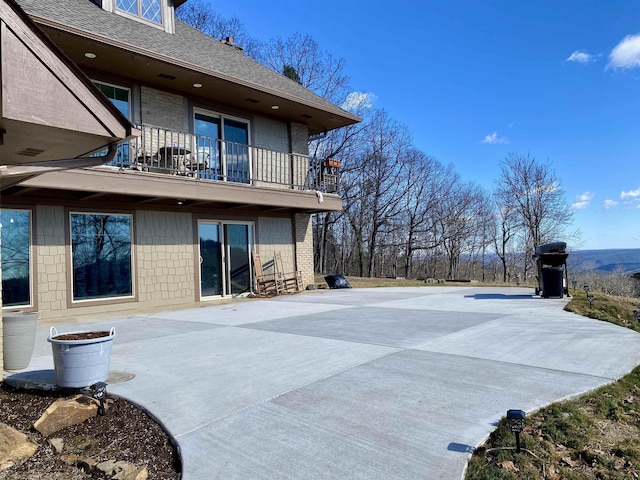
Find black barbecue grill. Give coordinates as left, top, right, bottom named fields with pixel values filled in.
left=534, top=242, right=569, bottom=298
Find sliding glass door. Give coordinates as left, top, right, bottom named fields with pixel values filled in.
left=198, top=221, right=253, bottom=298
left=194, top=109, right=250, bottom=183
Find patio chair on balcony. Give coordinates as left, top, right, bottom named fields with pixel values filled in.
left=187, top=148, right=211, bottom=178
left=252, top=252, right=282, bottom=296
left=274, top=252, right=303, bottom=293
left=130, top=145, right=157, bottom=172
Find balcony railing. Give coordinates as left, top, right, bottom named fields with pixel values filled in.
left=106, top=124, right=339, bottom=193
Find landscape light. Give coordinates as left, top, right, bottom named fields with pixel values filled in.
left=91, top=382, right=108, bottom=416
left=583, top=285, right=590, bottom=294
left=571, top=278, right=577, bottom=291
left=587, top=294, right=594, bottom=308
left=634, top=310, right=640, bottom=322
left=506, top=409, right=526, bottom=453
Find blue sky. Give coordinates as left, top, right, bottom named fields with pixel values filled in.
left=207, top=0, right=640, bottom=250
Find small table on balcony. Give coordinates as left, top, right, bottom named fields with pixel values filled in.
left=156, top=146, right=191, bottom=175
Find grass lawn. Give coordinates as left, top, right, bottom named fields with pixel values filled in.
left=465, top=290, right=640, bottom=479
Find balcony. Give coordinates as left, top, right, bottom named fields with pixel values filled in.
left=106, top=124, right=340, bottom=194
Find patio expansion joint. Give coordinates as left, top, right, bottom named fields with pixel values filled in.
left=174, top=345, right=402, bottom=439
left=408, top=348, right=620, bottom=383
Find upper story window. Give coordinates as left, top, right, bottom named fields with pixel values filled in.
left=115, top=0, right=163, bottom=25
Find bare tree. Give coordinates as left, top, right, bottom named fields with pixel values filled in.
left=399, top=153, right=453, bottom=278
left=495, top=152, right=573, bottom=252
left=176, top=0, right=262, bottom=57
left=256, top=33, right=350, bottom=104
left=342, top=110, right=412, bottom=277
left=491, top=196, right=520, bottom=282
left=437, top=180, right=486, bottom=279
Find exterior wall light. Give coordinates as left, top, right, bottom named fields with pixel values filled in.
left=506, top=409, right=526, bottom=453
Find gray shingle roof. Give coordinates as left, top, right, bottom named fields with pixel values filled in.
left=15, top=0, right=359, bottom=121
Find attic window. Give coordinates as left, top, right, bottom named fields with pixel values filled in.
left=115, top=0, right=162, bottom=25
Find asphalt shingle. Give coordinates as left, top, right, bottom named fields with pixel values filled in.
left=15, top=0, right=357, bottom=118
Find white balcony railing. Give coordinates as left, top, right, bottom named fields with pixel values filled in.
left=107, top=124, right=339, bottom=193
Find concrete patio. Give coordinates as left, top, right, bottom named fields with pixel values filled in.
left=14, top=286, right=640, bottom=479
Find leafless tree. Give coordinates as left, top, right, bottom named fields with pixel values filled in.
left=491, top=195, right=520, bottom=282
left=256, top=33, right=350, bottom=104
left=342, top=110, right=412, bottom=277
left=398, top=153, right=454, bottom=278
left=437, top=180, right=486, bottom=279
left=176, top=0, right=262, bottom=57
left=495, top=152, right=573, bottom=253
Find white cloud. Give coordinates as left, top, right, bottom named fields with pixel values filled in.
left=566, top=50, right=596, bottom=64
left=603, top=199, right=619, bottom=209
left=571, top=191, right=593, bottom=210
left=481, top=131, right=509, bottom=144
left=608, top=33, right=640, bottom=70
left=621, top=187, right=640, bottom=200
left=341, top=91, right=376, bottom=112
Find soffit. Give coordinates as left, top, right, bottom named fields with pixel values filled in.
left=14, top=0, right=360, bottom=135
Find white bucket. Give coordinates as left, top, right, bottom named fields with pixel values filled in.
left=2, top=310, right=39, bottom=371
left=48, top=327, right=116, bottom=388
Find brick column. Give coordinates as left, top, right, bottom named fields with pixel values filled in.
left=294, top=213, right=314, bottom=288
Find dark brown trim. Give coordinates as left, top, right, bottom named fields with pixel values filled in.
left=2, top=0, right=133, bottom=137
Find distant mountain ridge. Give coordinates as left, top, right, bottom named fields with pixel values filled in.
left=568, top=248, right=640, bottom=274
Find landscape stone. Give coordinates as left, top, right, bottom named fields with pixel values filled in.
left=78, top=457, right=99, bottom=473
left=0, top=422, right=38, bottom=471
left=115, top=464, right=148, bottom=480
left=98, top=459, right=148, bottom=480
left=34, top=394, right=99, bottom=437
left=49, top=437, right=64, bottom=454
left=60, top=454, right=83, bottom=465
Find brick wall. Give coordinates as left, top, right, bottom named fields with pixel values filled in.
left=294, top=213, right=314, bottom=288
left=140, top=86, right=186, bottom=131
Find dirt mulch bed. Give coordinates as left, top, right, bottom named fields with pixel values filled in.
left=0, top=382, right=181, bottom=479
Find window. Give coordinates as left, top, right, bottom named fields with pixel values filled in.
left=94, top=82, right=130, bottom=167
left=94, top=83, right=130, bottom=119
left=194, top=111, right=250, bottom=184
left=1, top=209, right=32, bottom=307
left=115, top=0, right=162, bottom=24
left=71, top=213, right=133, bottom=301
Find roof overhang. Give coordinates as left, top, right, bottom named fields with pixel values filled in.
left=28, top=20, right=361, bottom=135
left=0, top=0, right=135, bottom=188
